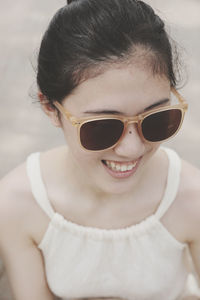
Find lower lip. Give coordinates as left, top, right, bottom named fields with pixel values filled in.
left=102, top=159, right=141, bottom=179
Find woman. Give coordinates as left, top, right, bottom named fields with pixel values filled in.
left=0, top=0, right=199, bottom=299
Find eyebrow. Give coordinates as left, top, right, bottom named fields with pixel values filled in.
left=84, top=98, right=170, bottom=115
left=144, top=98, right=170, bottom=111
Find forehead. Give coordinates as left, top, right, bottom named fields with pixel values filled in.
left=63, top=65, right=170, bottom=113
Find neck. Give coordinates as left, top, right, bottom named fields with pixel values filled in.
left=65, top=147, right=153, bottom=204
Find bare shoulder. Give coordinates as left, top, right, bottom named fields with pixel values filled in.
left=0, top=163, right=32, bottom=236
left=0, top=160, right=48, bottom=248
left=0, top=163, right=55, bottom=300
left=179, top=159, right=200, bottom=203
left=0, top=162, right=31, bottom=224
left=177, top=159, right=200, bottom=241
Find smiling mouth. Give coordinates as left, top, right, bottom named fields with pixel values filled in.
left=102, top=160, right=138, bottom=172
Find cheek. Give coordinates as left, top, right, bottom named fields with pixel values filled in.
left=62, top=121, right=79, bottom=147
left=147, top=143, right=162, bottom=160
left=72, top=149, right=103, bottom=175
left=62, top=125, right=102, bottom=167
left=148, top=143, right=161, bottom=154
left=141, top=143, right=160, bottom=163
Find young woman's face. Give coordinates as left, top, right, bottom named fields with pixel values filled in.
left=59, top=65, right=170, bottom=196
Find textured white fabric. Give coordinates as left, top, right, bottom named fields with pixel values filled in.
left=26, top=147, right=200, bottom=300
left=27, top=152, right=54, bottom=219
left=154, top=148, right=181, bottom=219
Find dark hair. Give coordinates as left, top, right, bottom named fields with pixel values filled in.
left=37, top=0, right=179, bottom=103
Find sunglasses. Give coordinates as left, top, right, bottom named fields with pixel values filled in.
left=53, top=88, right=188, bottom=151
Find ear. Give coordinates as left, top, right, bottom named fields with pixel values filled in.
left=38, top=92, right=61, bottom=128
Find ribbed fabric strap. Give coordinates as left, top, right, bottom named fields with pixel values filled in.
left=155, top=147, right=181, bottom=219
left=26, top=152, right=55, bottom=219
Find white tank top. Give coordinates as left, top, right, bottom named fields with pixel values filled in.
left=26, top=147, right=200, bottom=300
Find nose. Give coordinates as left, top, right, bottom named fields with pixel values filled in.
left=113, top=123, right=145, bottom=158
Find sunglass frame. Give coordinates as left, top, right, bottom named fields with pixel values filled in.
left=53, top=88, right=188, bottom=151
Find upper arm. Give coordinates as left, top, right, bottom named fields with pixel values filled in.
left=180, top=161, right=200, bottom=281
left=0, top=236, right=54, bottom=300
left=189, top=242, right=200, bottom=281
left=0, top=168, right=54, bottom=300
left=187, top=196, right=200, bottom=280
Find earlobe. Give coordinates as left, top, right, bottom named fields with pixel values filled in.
left=38, top=92, right=62, bottom=128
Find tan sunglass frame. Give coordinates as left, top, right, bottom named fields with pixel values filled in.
left=53, top=87, right=188, bottom=151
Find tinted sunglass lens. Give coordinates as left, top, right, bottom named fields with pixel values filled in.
left=142, top=109, right=182, bottom=142
left=80, top=119, right=124, bottom=150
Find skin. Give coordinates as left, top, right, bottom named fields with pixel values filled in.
left=0, top=64, right=200, bottom=300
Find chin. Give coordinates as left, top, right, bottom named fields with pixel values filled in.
left=94, top=175, right=141, bottom=197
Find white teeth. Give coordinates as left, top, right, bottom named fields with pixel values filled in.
left=121, top=165, right=127, bottom=172
left=111, top=162, right=115, bottom=169
left=116, top=165, right=121, bottom=171
left=127, top=165, right=134, bottom=171
left=104, top=160, right=137, bottom=172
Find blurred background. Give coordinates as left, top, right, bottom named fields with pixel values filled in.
left=0, top=0, right=200, bottom=299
